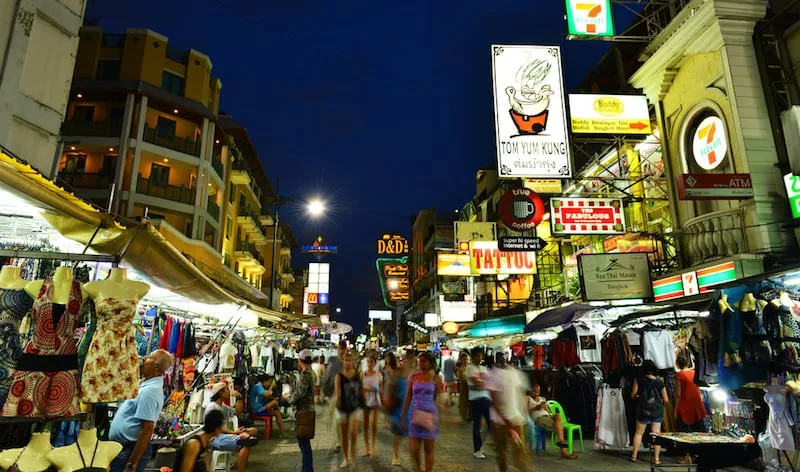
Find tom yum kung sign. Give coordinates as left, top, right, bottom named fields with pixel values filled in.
left=469, top=241, right=537, bottom=275
left=491, top=45, right=572, bottom=178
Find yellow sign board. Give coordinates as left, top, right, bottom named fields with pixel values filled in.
left=526, top=179, right=563, bottom=194
left=437, top=254, right=472, bottom=276
left=568, top=94, right=652, bottom=135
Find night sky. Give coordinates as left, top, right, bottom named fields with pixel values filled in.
left=93, top=1, right=629, bottom=334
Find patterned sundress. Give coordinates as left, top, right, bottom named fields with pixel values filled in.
left=80, top=298, right=139, bottom=403
left=2, top=279, right=82, bottom=417
left=0, top=289, right=34, bottom=409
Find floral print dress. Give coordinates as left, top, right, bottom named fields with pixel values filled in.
left=80, top=298, right=140, bottom=403
left=0, top=288, right=34, bottom=410
left=2, top=279, right=82, bottom=417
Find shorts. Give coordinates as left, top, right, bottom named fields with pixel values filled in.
left=637, top=415, right=663, bottom=425
left=533, top=415, right=555, bottom=430
left=335, top=409, right=363, bottom=424
left=211, top=434, right=242, bottom=451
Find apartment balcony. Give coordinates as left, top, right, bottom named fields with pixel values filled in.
left=206, top=197, right=220, bottom=221
left=234, top=239, right=264, bottom=269
left=680, top=208, right=747, bottom=267
left=142, top=126, right=201, bottom=157
left=136, top=175, right=196, bottom=205
left=62, top=118, right=122, bottom=138
left=280, top=247, right=291, bottom=256
left=57, top=171, right=113, bottom=190
left=281, top=291, right=294, bottom=303
left=281, top=270, right=295, bottom=283
left=210, top=156, right=224, bottom=180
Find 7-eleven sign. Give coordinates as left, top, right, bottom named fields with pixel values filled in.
left=692, top=116, right=727, bottom=170
left=682, top=271, right=700, bottom=297
left=565, top=0, right=614, bottom=38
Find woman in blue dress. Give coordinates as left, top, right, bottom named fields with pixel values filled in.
left=401, top=351, right=441, bottom=472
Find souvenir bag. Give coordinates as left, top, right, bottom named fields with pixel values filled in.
left=295, top=410, right=316, bottom=439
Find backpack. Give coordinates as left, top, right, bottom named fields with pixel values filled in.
left=638, top=377, right=664, bottom=419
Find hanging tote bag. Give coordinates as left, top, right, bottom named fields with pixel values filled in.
left=295, top=410, right=316, bottom=439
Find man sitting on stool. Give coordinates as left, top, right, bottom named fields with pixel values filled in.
left=249, top=374, right=291, bottom=439
left=528, top=384, right=578, bottom=459
left=205, top=382, right=259, bottom=472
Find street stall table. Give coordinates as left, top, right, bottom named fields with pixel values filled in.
left=649, top=433, right=761, bottom=472
left=148, top=425, right=203, bottom=471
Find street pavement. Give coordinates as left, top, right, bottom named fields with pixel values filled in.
left=246, top=403, right=752, bottom=471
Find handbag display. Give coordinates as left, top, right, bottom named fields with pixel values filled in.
left=410, top=410, right=436, bottom=430
left=295, top=410, right=316, bottom=439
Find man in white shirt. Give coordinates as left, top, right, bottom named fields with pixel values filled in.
left=487, top=353, right=531, bottom=472
left=528, top=384, right=578, bottom=459
left=467, top=348, right=492, bottom=459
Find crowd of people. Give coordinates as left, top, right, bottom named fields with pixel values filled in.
left=106, top=342, right=709, bottom=472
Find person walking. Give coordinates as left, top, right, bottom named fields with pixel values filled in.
left=487, top=353, right=532, bottom=472
left=467, top=348, right=492, bottom=458
left=384, top=352, right=408, bottom=466
left=401, top=351, right=441, bottom=472
left=291, top=349, right=317, bottom=472
left=456, top=352, right=472, bottom=422
left=311, top=356, right=325, bottom=405
left=631, top=360, right=670, bottom=464
left=204, top=382, right=259, bottom=472
left=335, top=351, right=363, bottom=469
left=110, top=349, right=172, bottom=472
left=322, top=341, right=347, bottom=452
left=674, top=354, right=708, bottom=464
left=361, top=353, right=382, bottom=457
left=442, top=355, right=457, bottom=405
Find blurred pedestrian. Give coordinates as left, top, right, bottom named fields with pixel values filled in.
left=631, top=360, right=669, bottom=464
left=443, top=354, right=457, bottom=405
left=402, top=351, right=441, bottom=472
left=456, top=352, right=472, bottom=422
left=467, top=348, right=491, bottom=459
left=291, top=349, right=316, bottom=472
left=675, top=354, right=707, bottom=464
left=383, top=352, right=408, bottom=466
left=362, top=353, right=382, bottom=457
left=487, top=352, right=531, bottom=472
left=335, top=351, right=363, bottom=469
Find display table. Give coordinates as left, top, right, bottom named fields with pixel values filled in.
left=649, top=433, right=761, bottom=472
left=151, top=425, right=203, bottom=447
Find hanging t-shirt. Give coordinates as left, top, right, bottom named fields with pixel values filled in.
left=219, top=341, right=237, bottom=370
left=643, top=330, right=676, bottom=370
left=575, top=325, right=603, bottom=363
left=196, top=353, right=217, bottom=375
left=626, top=330, right=641, bottom=346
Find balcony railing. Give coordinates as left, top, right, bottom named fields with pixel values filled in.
left=137, top=174, right=196, bottom=205
left=143, top=126, right=201, bottom=157
left=211, top=157, right=224, bottom=179
left=236, top=240, right=261, bottom=261
left=62, top=118, right=122, bottom=137
left=680, top=208, right=747, bottom=266
left=207, top=197, right=220, bottom=221
left=57, top=171, right=113, bottom=190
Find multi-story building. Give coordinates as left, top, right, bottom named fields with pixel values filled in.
left=0, top=0, right=86, bottom=176
left=56, top=27, right=297, bottom=310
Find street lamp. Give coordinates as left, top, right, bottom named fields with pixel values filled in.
left=267, top=179, right=326, bottom=310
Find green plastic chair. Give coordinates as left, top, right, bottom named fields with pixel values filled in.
left=545, top=400, right=584, bottom=454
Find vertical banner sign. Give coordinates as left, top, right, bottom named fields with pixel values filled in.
left=565, top=0, right=614, bottom=38
left=491, top=45, right=572, bottom=179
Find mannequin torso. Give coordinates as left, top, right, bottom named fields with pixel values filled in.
left=719, top=294, right=733, bottom=313
left=0, top=266, right=27, bottom=290
left=25, top=266, right=74, bottom=304
left=0, top=432, right=53, bottom=472
left=739, top=293, right=756, bottom=312
left=82, top=268, right=149, bottom=302
left=47, top=429, right=122, bottom=472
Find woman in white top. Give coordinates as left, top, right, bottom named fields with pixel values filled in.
left=311, top=356, right=325, bottom=405
left=361, top=354, right=383, bottom=457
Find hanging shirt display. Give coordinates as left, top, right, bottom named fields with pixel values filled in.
left=765, top=385, right=795, bottom=451
left=575, top=324, right=604, bottom=363
left=0, top=288, right=34, bottom=410
left=643, top=330, right=676, bottom=370
left=219, top=341, right=237, bottom=371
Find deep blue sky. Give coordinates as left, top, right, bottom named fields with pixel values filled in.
left=93, top=1, right=624, bottom=333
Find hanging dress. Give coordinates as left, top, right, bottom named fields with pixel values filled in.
left=0, top=289, right=34, bottom=409
left=2, top=279, right=82, bottom=417
left=80, top=298, right=140, bottom=403
left=765, top=387, right=796, bottom=451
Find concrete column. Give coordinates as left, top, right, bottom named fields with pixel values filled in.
left=191, top=117, right=210, bottom=239
left=126, top=95, right=148, bottom=218
left=112, top=93, right=136, bottom=215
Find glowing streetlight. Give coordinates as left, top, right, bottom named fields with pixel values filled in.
left=336, top=307, right=342, bottom=313
left=307, top=199, right=326, bottom=216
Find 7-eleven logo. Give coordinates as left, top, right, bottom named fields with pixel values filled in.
left=682, top=271, right=699, bottom=296
left=575, top=3, right=604, bottom=33
left=692, top=116, right=727, bottom=170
